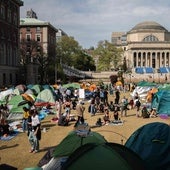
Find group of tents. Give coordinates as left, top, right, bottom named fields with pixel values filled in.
left=131, top=80, right=170, bottom=115
left=0, top=84, right=61, bottom=121
left=25, top=122, right=170, bottom=170
left=0, top=83, right=98, bottom=122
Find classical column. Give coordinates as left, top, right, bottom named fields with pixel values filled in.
left=150, top=52, right=153, bottom=68
left=136, top=52, right=138, bottom=67
left=141, top=51, right=143, bottom=67
left=145, top=52, right=148, bottom=67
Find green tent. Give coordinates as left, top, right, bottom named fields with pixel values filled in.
left=8, top=95, right=25, bottom=106
left=8, top=95, right=30, bottom=113
left=62, top=83, right=80, bottom=89
left=35, top=89, right=55, bottom=104
left=53, top=131, right=107, bottom=158
left=62, top=143, right=146, bottom=170
left=31, top=84, right=43, bottom=95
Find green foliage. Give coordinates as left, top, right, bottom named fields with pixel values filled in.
left=94, top=40, right=123, bottom=71
left=56, top=36, right=96, bottom=80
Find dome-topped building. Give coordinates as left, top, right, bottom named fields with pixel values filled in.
left=129, top=21, right=168, bottom=33
left=119, top=21, right=170, bottom=74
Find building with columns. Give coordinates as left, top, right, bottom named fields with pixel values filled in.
left=112, top=21, right=170, bottom=74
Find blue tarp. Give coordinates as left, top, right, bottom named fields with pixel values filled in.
left=159, top=67, right=168, bottom=73
left=145, top=67, right=154, bottom=73
left=135, top=67, right=144, bottom=74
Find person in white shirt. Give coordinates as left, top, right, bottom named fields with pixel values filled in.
left=28, top=109, right=41, bottom=153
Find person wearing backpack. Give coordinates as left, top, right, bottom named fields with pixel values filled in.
left=135, top=99, right=141, bottom=117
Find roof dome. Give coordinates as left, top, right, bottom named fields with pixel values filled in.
left=130, top=21, right=168, bottom=32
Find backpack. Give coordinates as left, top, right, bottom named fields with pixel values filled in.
left=136, top=100, right=141, bottom=107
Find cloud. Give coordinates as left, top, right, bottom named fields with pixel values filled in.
left=20, top=0, right=170, bottom=48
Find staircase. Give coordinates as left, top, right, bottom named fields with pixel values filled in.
left=62, top=64, right=92, bottom=79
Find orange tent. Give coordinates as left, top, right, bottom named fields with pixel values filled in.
left=146, top=88, right=158, bottom=102
left=89, top=84, right=97, bottom=92
left=21, top=93, right=34, bottom=103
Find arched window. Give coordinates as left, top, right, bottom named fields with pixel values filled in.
left=143, top=35, right=159, bottom=42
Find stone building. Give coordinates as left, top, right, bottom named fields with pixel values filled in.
left=0, top=0, right=23, bottom=87
left=20, top=9, right=58, bottom=84
left=112, top=21, right=170, bottom=74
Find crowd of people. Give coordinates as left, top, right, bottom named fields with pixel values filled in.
left=0, top=83, right=160, bottom=155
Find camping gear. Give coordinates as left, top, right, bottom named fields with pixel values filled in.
left=125, top=122, right=170, bottom=170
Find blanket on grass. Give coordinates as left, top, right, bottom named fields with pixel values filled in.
left=0, top=131, right=19, bottom=141
left=109, top=120, right=124, bottom=126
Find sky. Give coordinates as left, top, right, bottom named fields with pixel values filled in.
left=20, top=0, right=170, bottom=49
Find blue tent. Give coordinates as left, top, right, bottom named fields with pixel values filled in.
left=125, top=122, right=170, bottom=170
left=151, top=90, right=170, bottom=115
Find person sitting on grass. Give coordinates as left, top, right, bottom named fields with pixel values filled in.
left=141, top=106, right=150, bottom=118
left=95, top=118, right=103, bottom=127
left=103, top=108, right=110, bottom=125
left=113, top=106, right=120, bottom=121
left=149, top=108, right=157, bottom=118
left=0, top=120, right=10, bottom=137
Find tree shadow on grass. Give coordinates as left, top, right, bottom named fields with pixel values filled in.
left=0, top=144, right=19, bottom=150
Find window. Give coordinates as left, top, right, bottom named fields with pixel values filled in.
left=10, top=73, right=12, bottom=84
left=26, top=34, right=31, bottom=41
left=143, top=35, right=159, bottom=42
left=7, top=9, right=12, bottom=23
left=3, top=73, right=6, bottom=85
left=36, top=34, right=41, bottom=42
left=26, top=27, right=30, bottom=32
left=36, top=27, right=41, bottom=32
left=0, top=5, right=5, bottom=19
left=13, top=13, right=17, bottom=25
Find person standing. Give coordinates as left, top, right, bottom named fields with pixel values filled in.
left=135, top=99, right=141, bottom=117
left=115, top=89, right=120, bottom=104
left=121, top=96, right=128, bottom=117
left=55, top=98, right=62, bottom=119
left=28, top=109, right=41, bottom=153
left=74, top=100, right=85, bottom=127
left=22, top=107, right=30, bottom=132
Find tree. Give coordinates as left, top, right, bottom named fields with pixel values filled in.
left=94, top=40, right=123, bottom=71
left=20, top=39, right=50, bottom=84
left=56, top=36, right=95, bottom=80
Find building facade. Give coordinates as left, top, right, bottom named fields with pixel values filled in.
left=0, top=0, right=23, bottom=87
left=20, top=9, right=58, bottom=84
left=112, top=21, right=170, bottom=74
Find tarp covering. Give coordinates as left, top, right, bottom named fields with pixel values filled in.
left=131, top=81, right=158, bottom=100
left=137, top=81, right=157, bottom=87
left=125, top=122, right=170, bottom=170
